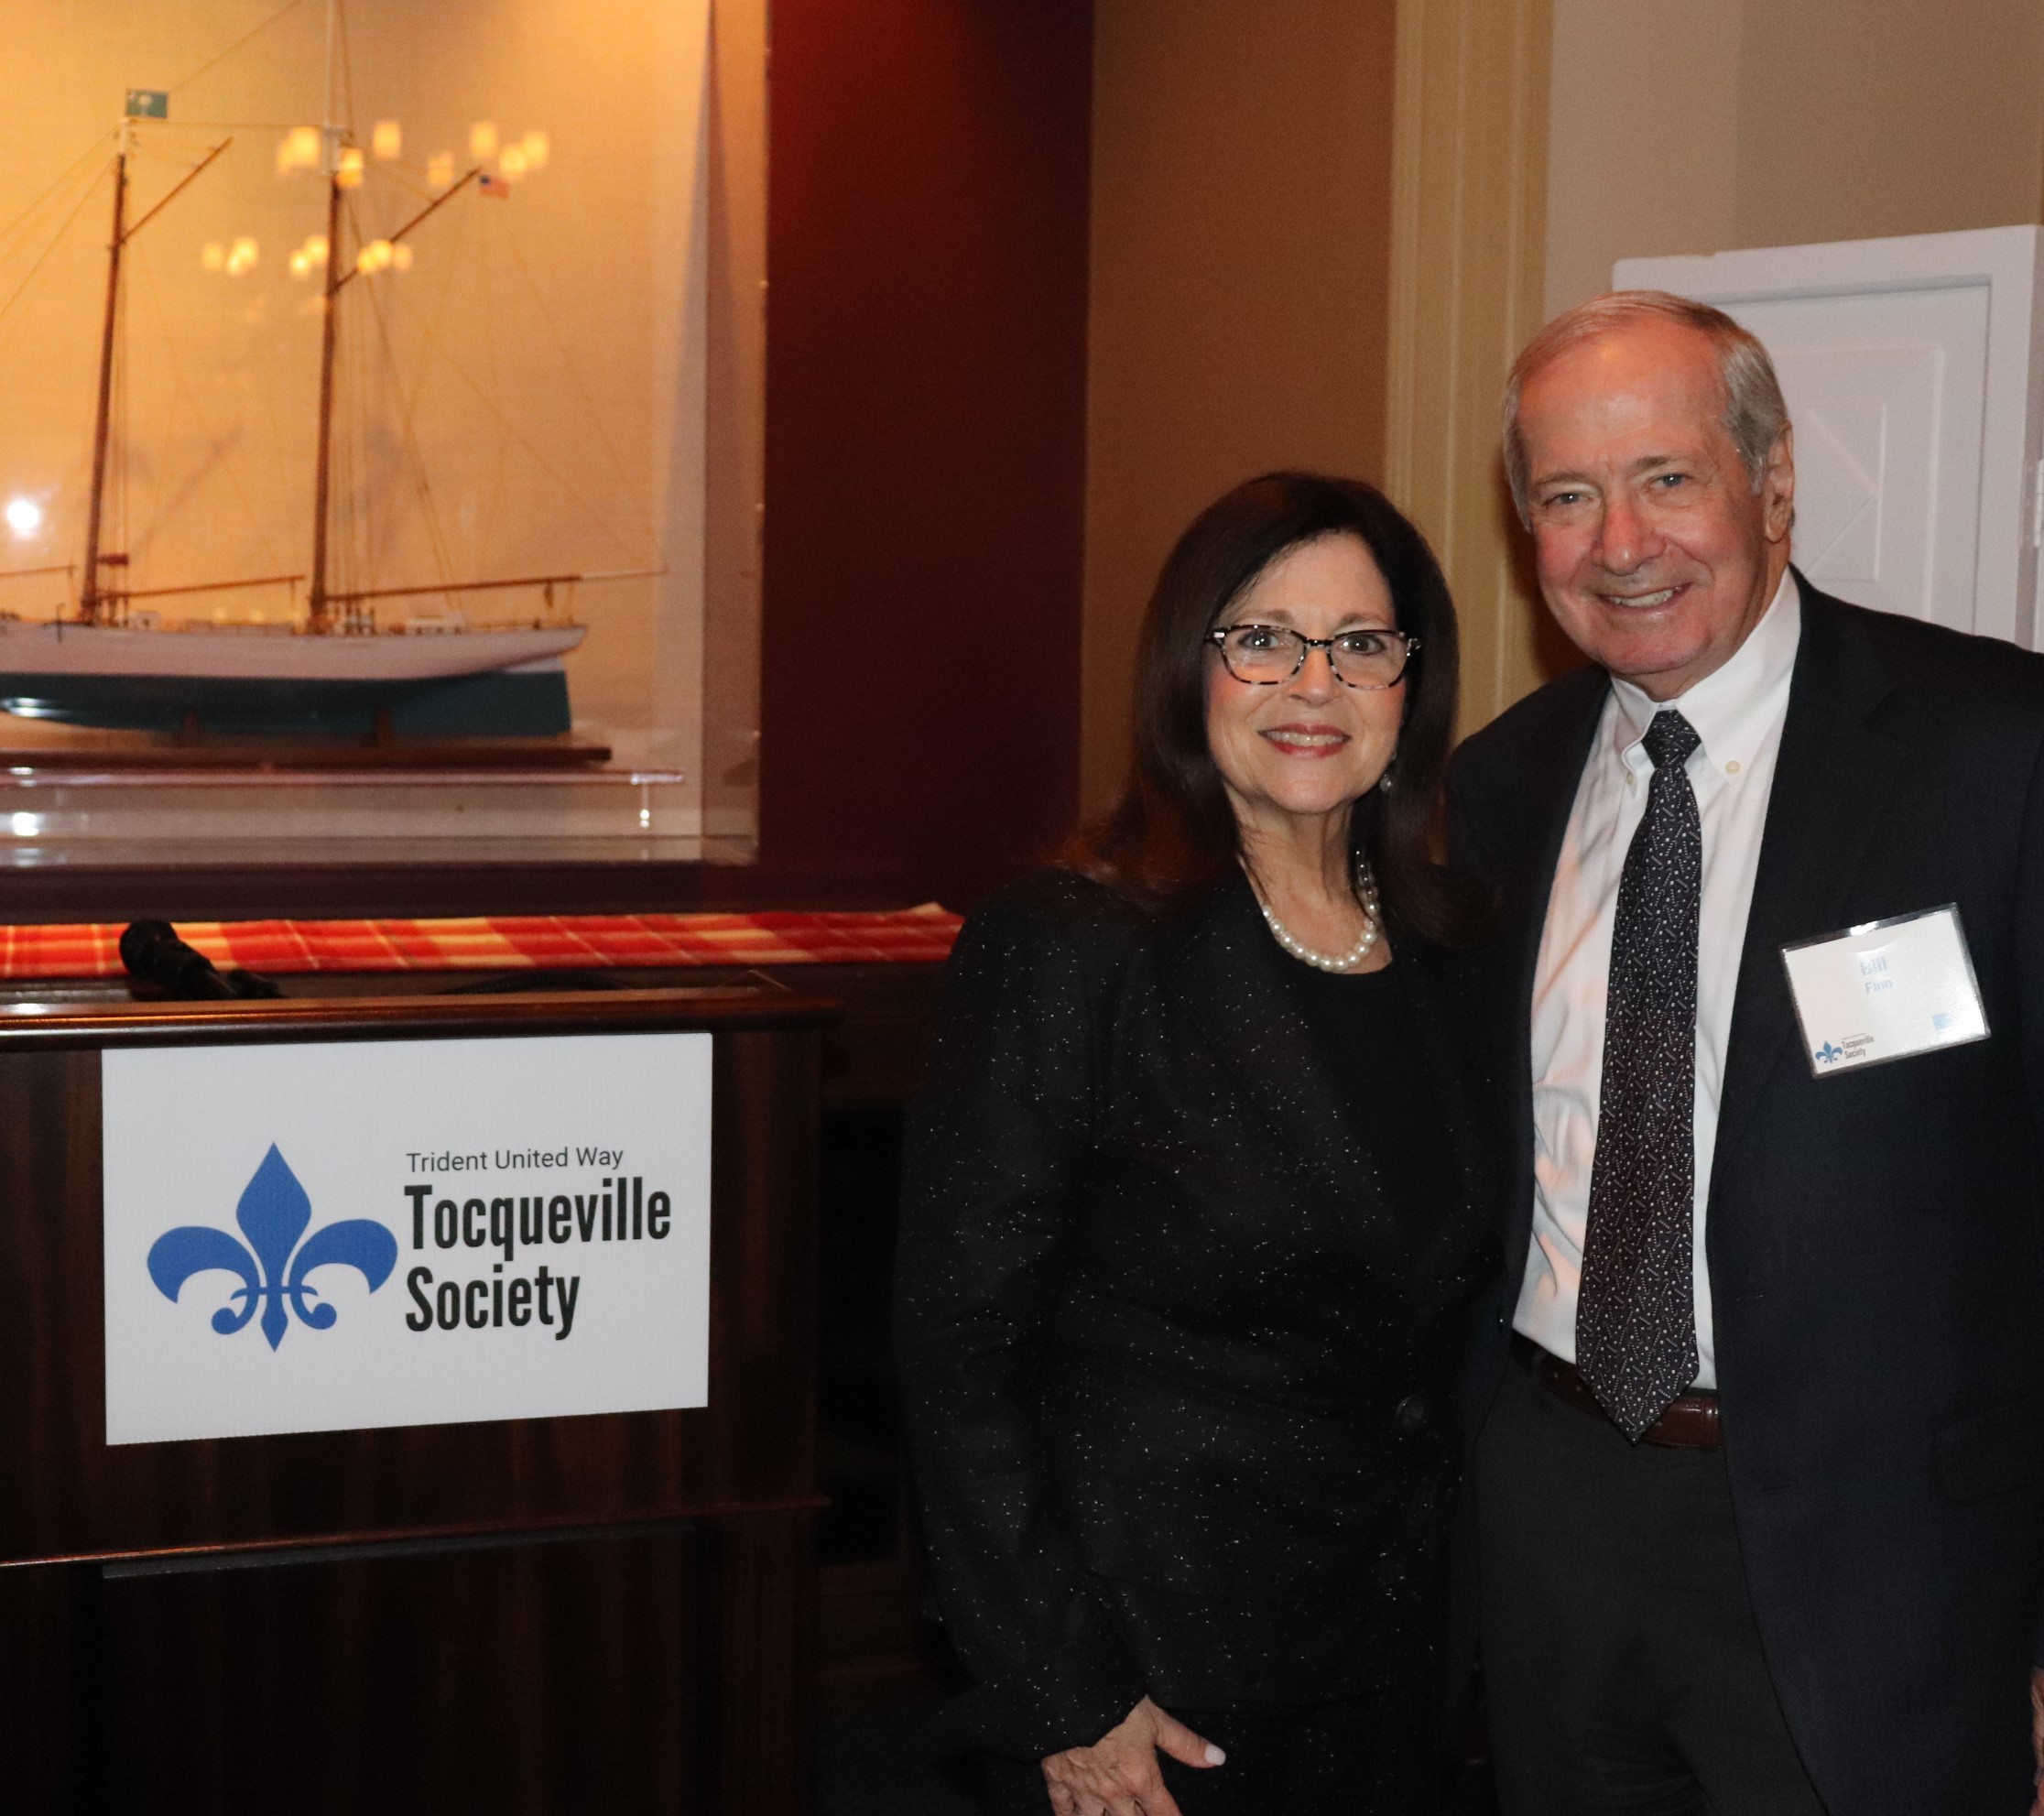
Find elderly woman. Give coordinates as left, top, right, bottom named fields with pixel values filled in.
left=896, top=473, right=1495, bottom=1816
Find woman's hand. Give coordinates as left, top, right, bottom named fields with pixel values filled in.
left=1040, top=1695, right=1225, bottom=1816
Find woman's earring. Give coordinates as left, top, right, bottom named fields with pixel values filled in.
left=1378, top=764, right=1397, bottom=794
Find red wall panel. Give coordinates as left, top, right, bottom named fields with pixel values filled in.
left=750, top=0, right=1093, bottom=909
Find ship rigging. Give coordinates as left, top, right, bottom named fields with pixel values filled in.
left=0, top=1, right=653, bottom=739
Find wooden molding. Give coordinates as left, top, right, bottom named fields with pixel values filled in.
left=1386, top=0, right=1560, bottom=733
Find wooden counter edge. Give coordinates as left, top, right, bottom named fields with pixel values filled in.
left=3, top=1495, right=833, bottom=1572
left=0, top=984, right=842, bottom=1048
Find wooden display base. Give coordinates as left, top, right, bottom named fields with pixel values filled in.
left=0, top=716, right=612, bottom=770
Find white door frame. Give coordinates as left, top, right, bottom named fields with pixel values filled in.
left=1616, top=226, right=2044, bottom=648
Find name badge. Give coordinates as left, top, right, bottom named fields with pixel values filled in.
left=1780, top=905, right=1988, bottom=1077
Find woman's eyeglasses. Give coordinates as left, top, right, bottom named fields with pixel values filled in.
left=1207, top=623, right=1419, bottom=691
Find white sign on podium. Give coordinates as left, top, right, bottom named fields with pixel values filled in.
left=101, top=1031, right=712, bottom=1445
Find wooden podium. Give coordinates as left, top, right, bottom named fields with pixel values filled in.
left=0, top=986, right=833, bottom=1816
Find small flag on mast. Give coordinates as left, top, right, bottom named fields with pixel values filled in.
left=476, top=171, right=512, bottom=199
left=125, top=90, right=169, bottom=120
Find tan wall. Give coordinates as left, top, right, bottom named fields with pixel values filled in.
left=1544, top=0, right=1742, bottom=317
left=1385, top=0, right=1555, bottom=734
left=1735, top=0, right=2044, bottom=253
left=1547, top=0, right=2044, bottom=316
left=1081, top=0, right=1398, bottom=815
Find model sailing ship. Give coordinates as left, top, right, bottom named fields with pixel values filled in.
left=0, top=25, right=629, bottom=744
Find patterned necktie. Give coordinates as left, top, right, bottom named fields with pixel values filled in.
left=1575, top=708, right=1703, bottom=1441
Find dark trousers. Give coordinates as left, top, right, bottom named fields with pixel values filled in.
left=1473, top=1347, right=1827, bottom=1815
left=978, top=1694, right=1444, bottom=1816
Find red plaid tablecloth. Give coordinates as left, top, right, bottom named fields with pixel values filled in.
left=0, top=906, right=963, bottom=981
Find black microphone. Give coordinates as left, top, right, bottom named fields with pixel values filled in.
left=119, top=920, right=281, bottom=1000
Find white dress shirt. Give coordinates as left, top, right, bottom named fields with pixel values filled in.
left=1513, top=570, right=1801, bottom=1389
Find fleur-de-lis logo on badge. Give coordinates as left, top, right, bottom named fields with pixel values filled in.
left=147, top=1145, right=398, bottom=1350
left=1814, top=1041, right=1844, bottom=1065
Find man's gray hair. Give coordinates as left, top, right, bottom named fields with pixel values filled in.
left=1500, top=290, right=1789, bottom=524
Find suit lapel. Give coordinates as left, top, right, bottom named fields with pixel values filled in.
left=1712, top=584, right=1903, bottom=1176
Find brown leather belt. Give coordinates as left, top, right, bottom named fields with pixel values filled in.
left=1511, top=1332, right=1723, bottom=1451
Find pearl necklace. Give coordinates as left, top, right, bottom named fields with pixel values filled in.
left=1245, top=859, right=1382, bottom=973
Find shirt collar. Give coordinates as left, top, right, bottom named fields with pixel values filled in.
left=1607, top=569, right=1801, bottom=779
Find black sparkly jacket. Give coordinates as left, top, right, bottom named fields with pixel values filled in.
left=895, top=868, right=1497, bottom=1758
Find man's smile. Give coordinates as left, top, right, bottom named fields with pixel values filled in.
left=1595, top=583, right=1685, bottom=610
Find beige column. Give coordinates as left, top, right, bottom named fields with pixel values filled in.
left=1385, top=0, right=1560, bottom=734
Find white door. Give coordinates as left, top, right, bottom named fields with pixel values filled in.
left=1615, top=227, right=2044, bottom=650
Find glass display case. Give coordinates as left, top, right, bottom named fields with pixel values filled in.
left=0, top=0, right=763, bottom=868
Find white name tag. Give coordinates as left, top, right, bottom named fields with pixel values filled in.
left=1781, top=905, right=1988, bottom=1077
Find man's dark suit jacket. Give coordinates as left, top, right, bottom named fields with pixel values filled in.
left=1448, top=578, right=2044, bottom=1813
left=895, top=868, right=1496, bottom=1760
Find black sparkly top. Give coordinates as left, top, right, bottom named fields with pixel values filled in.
left=1285, top=956, right=1462, bottom=1240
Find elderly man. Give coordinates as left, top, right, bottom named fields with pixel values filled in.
left=1448, top=291, right=2044, bottom=1814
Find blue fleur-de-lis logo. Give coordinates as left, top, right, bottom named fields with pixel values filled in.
left=1814, top=1041, right=1844, bottom=1065
left=147, top=1145, right=398, bottom=1350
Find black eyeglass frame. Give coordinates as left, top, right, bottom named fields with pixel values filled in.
left=1206, top=623, right=1420, bottom=691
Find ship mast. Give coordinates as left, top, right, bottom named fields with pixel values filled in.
left=79, top=125, right=130, bottom=626
left=306, top=0, right=479, bottom=636
left=305, top=159, right=486, bottom=635
left=79, top=121, right=231, bottom=627
left=308, top=0, right=344, bottom=633
left=307, top=158, right=345, bottom=632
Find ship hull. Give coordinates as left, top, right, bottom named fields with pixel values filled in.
left=0, top=622, right=583, bottom=735
left=0, top=661, right=572, bottom=736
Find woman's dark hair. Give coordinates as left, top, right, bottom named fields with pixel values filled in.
left=1065, top=470, right=1483, bottom=945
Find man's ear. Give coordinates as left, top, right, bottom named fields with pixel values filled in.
left=1761, top=426, right=1795, bottom=543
